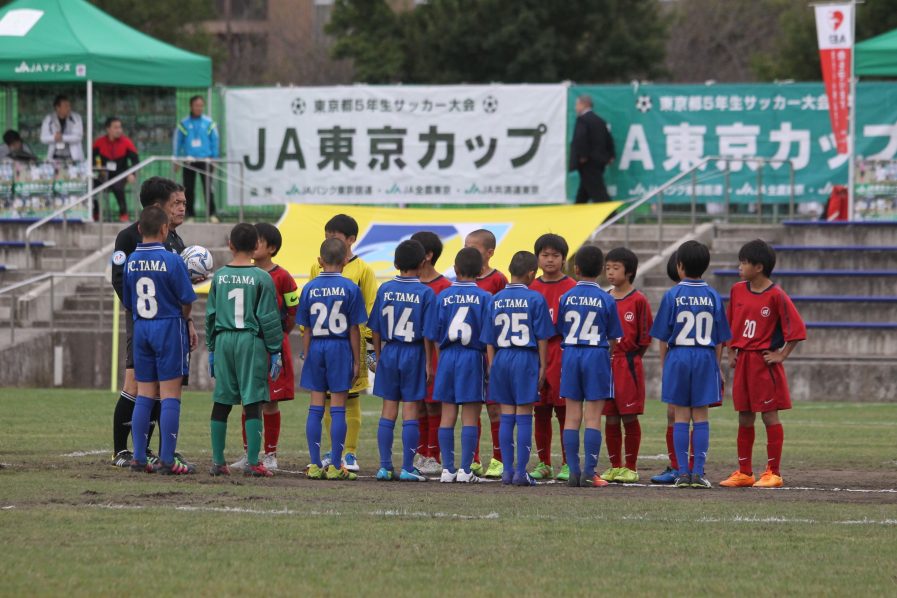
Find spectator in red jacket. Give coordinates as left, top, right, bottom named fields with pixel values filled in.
left=93, top=117, right=140, bottom=222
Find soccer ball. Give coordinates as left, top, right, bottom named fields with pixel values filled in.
left=181, top=245, right=214, bottom=282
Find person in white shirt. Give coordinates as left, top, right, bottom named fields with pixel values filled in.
left=40, top=94, right=84, bottom=162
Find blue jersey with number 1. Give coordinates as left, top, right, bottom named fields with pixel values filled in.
left=297, top=272, right=368, bottom=338
left=650, top=280, right=731, bottom=348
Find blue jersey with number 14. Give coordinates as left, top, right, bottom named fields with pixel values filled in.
left=650, top=280, right=731, bottom=348
left=297, top=272, right=368, bottom=338
left=369, top=276, right=436, bottom=343
left=481, top=283, right=555, bottom=349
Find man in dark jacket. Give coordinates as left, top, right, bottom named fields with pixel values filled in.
left=569, top=95, right=615, bottom=203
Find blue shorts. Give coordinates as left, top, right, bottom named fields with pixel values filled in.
left=489, top=349, right=539, bottom=406
left=300, top=338, right=354, bottom=393
left=373, top=342, right=427, bottom=402
left=133, top=318, right=189, bottom=383
left=661, top=347, right=723, bottom=408
left=559, top=345, right=613, bottom=402
left=433, top=346, right=485, bottom=405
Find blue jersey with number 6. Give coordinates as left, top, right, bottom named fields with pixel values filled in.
left=650, top=280, right=731, bottom=348
left=424, top=281, right=492, bottom=351
left=297, top=272, right=368, bottom=338
left=481, top=283, right=554, bottom=349
left=556, top=281, right=623, bottom=348
left=369, top=276, right=436, bottom=343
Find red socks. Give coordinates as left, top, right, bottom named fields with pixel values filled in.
left=427, top=413, right=441, bottom=462
left=666, top=425, right=677, bottom=470
left=737, top=425, right=755, bottom=475
left=623, top=419, right=641, bottom=470
left=491, top=419, right=501, bottom=461
left=766, top=423, right=784, bottom=475
left=534, top=406, right=553, bottom=465
left=605, top=420, right=623, bottom=468
left=555, top=405, right=567, bottom=464
left=418, top=415, right=428, bottom=457
left=263, top=411, right=280, bottom=455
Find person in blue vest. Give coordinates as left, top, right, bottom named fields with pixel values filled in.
left=174, top=95, right=220, bottom=223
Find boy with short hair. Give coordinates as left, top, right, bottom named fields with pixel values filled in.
left=464, top=229, right=509, bottom=478
left=123, top=206, right=197, bottom=475
left=299, top=238, right=368, bottom=481
left=410, top=231, right=452, bottom=475
left=425, top=248, right=493, bottom=483
left=650, top=241, right=731, bottom=489
left=311, top=214, right=377, bottom=473
left=206, top=223, right=285, bottom=477
left=529, top=233, right=577, bottom=482
left=484, top=251, right=555, bottom=486
left=557, top=246, right=623, bottom=488
left=370, top=240, right=437, bottom=482
left=230, top=222, right=299, bottom=472
left=721, top=239, right=806, bottom=488
left=601, top=247, right=653, bottom=484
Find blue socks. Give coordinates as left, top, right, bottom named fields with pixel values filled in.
left=673, top=422, right=691, bottom=476
left=131, top=395, right=154, bottom=464
left=377, top=417, right=395, bottom=471
left=515, top=414, right=532, bottom=478
left=306, top=405, right=324, bottom=467
left=159, top=399, right=180, bottom=465
left=330, top=406, right=347, bottom=467
left=692, top=421, right=710, bottom=476
left=583, top=427, right=602, bottom=479
left=401, top=420, right=419, bottom=473
left=460, top=425, right=477, bottom=473
left=562, top=429, right=581, bottom=476
left=439, top=427, right=455, bottom=472
left=499, top=414, right=515, bottom=474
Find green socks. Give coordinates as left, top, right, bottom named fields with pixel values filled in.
left=245, top=417, right=263, bottom=466
left=211, top=419, right=228, bottom=465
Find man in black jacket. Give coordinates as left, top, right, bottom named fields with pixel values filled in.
left=569, top=95, right=615, bottom=204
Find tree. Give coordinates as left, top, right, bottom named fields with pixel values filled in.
left=328, top=0, right=667, bottom=84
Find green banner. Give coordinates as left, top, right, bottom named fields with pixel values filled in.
left=567, top=82, right=897, bottom=205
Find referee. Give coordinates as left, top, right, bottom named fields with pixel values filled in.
left=110, top=177, right=197, bottom=468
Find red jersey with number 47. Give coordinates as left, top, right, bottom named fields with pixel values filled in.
left=727, top=281, right=806, bottom=352
left=613, top=290, right=653, bottom=355
left=476, top=268, right=508, bottom=295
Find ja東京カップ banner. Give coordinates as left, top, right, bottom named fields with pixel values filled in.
left=225, top=85, right=567, bottom=205
left=569, top=82, right=897, bottom=204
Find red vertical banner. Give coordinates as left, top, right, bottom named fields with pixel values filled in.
left=815, top=3, right=853, bottom=155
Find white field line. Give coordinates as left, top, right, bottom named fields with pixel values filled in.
left=80, top=503, right=500, bottom=520
left=617, top=482, right=897, bottom=494
left=61, top=449, right=107, bottom=457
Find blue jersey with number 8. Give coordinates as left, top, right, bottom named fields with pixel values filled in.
left=650, top=280, right=731, bottom=348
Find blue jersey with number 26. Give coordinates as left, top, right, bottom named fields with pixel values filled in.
left=297, top=272, right=368, bottom=338
left=481, top=283, right=555, bottom=349
left=369, top=276, right=435, bottom=343
left=650, top=280, right=731, bottom=348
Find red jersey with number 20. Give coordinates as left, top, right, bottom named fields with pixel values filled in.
left=727, top=281, right=806, bottom=352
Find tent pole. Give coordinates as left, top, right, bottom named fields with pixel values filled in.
left=87, top=79, right=93, bottom=198
left=847, top=0, right=857, bottom=220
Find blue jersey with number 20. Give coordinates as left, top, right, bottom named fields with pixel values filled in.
left=650, top=280, right=731, bottom=348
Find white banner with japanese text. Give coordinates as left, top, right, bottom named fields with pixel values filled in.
left=225, top=85, right=567, bottom=205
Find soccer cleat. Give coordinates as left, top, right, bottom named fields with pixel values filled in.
left=209, top=463, right=231, bottom=476
left=173, top=452, right=194, bottom=469
left=530, top=462, right=553, bottom=480
left=599, top=467, right=620, bottom=482
left=399, top=469, right=427, bottom=482
left=720, top=470, right=756, bottom=488
left=501, top=469, right=514, bottom=485
left=470, top=461, right=485, bottom=477
left=581, top=473, right=609, bottom=488
left=129, top=459, right=156, bottom=473
left=343, top=453, right=360, bottom=472
left=262, top=453, right=278, bottom=471
left=112, top=450, right=133, bottom=468
left=555, top=463, right=570, bottom=482
left=674, top=473, right=692, bottom=488
left=484, top=459, right=504, bottom=479
left=325, top=464, right=357, bottom=481
left=567, top=473, right=582, bottom=487
left=615, top=467, right=640, bottom=484
left=651, top=466, right=678, bottom=485
left=753, top=469, right=784, bottom=488
left=158, top=458, right=195, bottom=475
left=376, top=467, right=395, bottom=481
left=413, top=453, right=425, bottom=471
left=245, top=463, right=274, bottom=477
left=320, top=451, right=333, bottom=469
left=419, top=457, right=442, bottom=476
left=456, top=469, right=481, bottom=483
left=230, top=454, right=249, bottom=471
left=512, top=472, right=537, bottom=487
left=691, top=474, right=712, bottom=489
left=145, top=449, right=159, bottom=466
left=439, top=469, right=457, bottom=483
left=306, top=464, right=325, bottom=480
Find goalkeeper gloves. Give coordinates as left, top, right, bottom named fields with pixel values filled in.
left=208, top=352, right=215, bottom=378
left=270, top=352, right=283, bottom=381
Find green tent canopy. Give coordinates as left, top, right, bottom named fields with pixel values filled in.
left=856, top=28, right=897, bottom=77
left=0, top=0, right=211, bottom=86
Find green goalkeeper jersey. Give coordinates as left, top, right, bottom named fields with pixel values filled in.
left=206, top=264, right=283, bottom=354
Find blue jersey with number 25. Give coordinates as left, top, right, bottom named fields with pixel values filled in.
left=481, top=283, right=554, bottom=350
left=650, top=280, right=731, bottom=348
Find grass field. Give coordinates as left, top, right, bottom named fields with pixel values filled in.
left=1, top=388, right=895, bottom=597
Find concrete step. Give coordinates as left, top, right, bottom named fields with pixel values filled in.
left=782, top=222, right=897, bottom=246
left=710, top=271, right=897, bottom=296
left=784, top=299, right=897, bottom=323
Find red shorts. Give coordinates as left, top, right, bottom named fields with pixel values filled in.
left=732, top=349, right=791, bottom=412
left=537, top=341, right=565, bottom=407
left=424, top=351, right=439, bottom=404
left=604, top=353, right=645, bottom=416
left=267, top=334, right=294, bottom=401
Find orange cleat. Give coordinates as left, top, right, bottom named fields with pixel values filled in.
left=582, top=474, right=610, bottom=488
left=719, top=470, right=756, bottom=487
left=752, top=469, right=783, bottom=488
